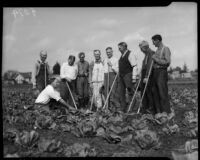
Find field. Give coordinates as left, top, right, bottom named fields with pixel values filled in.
left=3, top=83, right=198, bottom=158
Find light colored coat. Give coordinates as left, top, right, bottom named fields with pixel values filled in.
left=32, top=60, right=51, bottom=86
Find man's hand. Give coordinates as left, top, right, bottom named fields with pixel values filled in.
left=132, top=79, right=136, bottom=83
left=89, top=81, right=93, bottom=89
left=143, top=78, right=148, bottom=83
left=66, top=77, right=72, bottom=82
left=33, top=88, right=40, bottom=97
left=107, top=61, right=112, bottom=67
left=84, top=72, right=88, bottom=77
left=152, top=54, right=159, bottom=62
left=32, top=83, right=36, bottom=89
left=99, top=85, right=104, bottom=94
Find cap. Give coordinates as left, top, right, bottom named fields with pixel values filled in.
left=40, top=50, right=47, bottom=57
left=139, top=41, right=149, bottom=48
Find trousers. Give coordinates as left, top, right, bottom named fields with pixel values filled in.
left=118, top=72, right=134, bottom=112
left=152, top=68, right=171, bottom=113
left=103, top=72, right=120, bottom=112
left=92, top=82, right=104, bottom=109
left=77, top=77, right=89, bottom=99
left=140, top=69, right=155, bottom=113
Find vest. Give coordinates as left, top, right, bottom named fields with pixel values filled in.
left=36, top=61, right=48, bottom=80
left=119, top=50, right=133, bottom=76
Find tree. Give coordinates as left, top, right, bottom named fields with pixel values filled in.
left=174, top=66, right=182, bottom=72
left=168, top=67, right=173, bottom=74
left=52, top=62, right=60, bottom=75
left=182, top=62, right=188, bottom=73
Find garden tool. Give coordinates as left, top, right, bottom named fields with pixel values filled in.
left=66, top=81, right=78, bottom=110
left=102, top=72, right=118, bottom=110
left=137, top=60, right=154, bottom=114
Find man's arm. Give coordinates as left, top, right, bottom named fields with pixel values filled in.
left=60, top=63, right=65, bottom=79
left=32, top=62, right=38, bottom=89
left=46, top=62, right=51, bottom=75
left=152, top=47, right=171, bottom=66
left=108, top=58, right=119, bottom=73
left=144, top=51, right=155, bottom=78
left=89, top=61, right=94, bottom=83
left=85, top=61, right=90, bottom=76
left=128, top=52, right=138, bottom=83
left=58, top=98, right=75, bottom=110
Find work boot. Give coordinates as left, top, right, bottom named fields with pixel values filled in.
left=78, top=98, right=83, bottom=109
left=84, top=97, right=89, bottom=109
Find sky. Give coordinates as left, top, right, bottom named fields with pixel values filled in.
left=2, top=2, right=197, bottom=75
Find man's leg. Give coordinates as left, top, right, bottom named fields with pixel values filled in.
left=83, top=77, right=89, bottom=109
left=103, top=73, right=109, bottom=109
left=36, top=78, right=45, bottom=92
left=152, top=69, right=162, bottom=114
left=124, top=72, right=134, bottom=112
left=77, top=77, right=84, bottom=109
left=146, top=75, right=156, bottom=114
left=140, top=70, right=148, bottom=113
left=118, top=75, right=127, bottom=112
left=108, top=73, right=119, bottom=112
left=157, top=69, right=171, bottom=113
left=59, top=80, right=70, bottom=105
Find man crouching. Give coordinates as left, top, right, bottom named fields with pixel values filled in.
left=35, top=76, right=75, bottom=113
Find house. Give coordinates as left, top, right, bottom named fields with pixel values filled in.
left=181, top=72, right=192, bottom=79
left=3, top=71, right=32, bottom=84
left=170, top=71, right=181, bottom=79
left=19, top=72, right=32, bottom=84
left=15, top=74, right=24, bottom=84
left=3, top=70, right=18, bottom=85
left=191, top=71, right=198, bottom=80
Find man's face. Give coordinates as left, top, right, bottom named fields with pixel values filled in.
left=40, top=55, right=47, bottom=63
left=52, top=78, right=60, bottom=89
left=79, top=55, right=85, bottom=62
left=68, top=57, right=75, bottom=66
left=140, top=46, right=149, bottom=54
left=106, top=49, right=113, bottom=59
left=152, top=39, right=159, bottom=47
left=118, top=45, right=126, bottom=54
left=94, top=51, right=101, bottom=61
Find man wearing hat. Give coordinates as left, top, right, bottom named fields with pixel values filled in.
left=118, top=42, right=138, bottom=113
left=32, top=50, right=51, bottom=92
left=139, top=40, right=156, bottom=114
left=76, top=52, right=90, bottom=109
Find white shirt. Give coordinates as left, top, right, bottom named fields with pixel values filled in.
left=92, top=63, right=104, bottom=83
left=104, top=56, right=118, bottom=73
left=35, top=85, right=61, bottom=104
left=60, top=62, right=78, bottom=80
left=122, top=50, right=138, bottom=80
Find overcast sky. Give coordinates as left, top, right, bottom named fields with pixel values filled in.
left=2, top=2, right=197, bottom=74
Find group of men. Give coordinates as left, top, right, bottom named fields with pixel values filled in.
left=33, top=34, right=172, bottom=116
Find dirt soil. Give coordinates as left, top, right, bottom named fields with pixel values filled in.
left=3, top=84, right=198, bottom=158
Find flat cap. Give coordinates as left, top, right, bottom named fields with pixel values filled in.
left=139, top=41, right=149, bottom=48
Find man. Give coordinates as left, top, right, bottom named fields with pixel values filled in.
left=32, top=50, right=51, bottom=92
left=102, top=47, right=120, bottom=112
left=89, top=50, right=104, bottom=111
left=76, top=52, right=90, bottom=109
left=138, top=40, right=155, bottom=114
left=35, top=76, right=75, bottom=112
left=151, top=34, right=171, bottom=114
left=60, top=55, right=78, bottom=106
left=118, top=42, right=138, bottom=113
